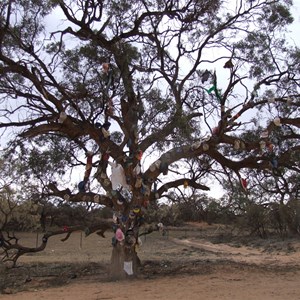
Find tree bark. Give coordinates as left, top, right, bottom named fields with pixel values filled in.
left=110, top=243, right=126, bottom=280
left=0, top=262, right=7, bottom=293
left=110, top=242, right=140, bottom=280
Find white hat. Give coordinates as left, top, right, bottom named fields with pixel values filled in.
left=202, top=143, right=209, bottom=151
left=58, top=111, right=67, bottom=123
left=273, top=117, right=281, bottom=126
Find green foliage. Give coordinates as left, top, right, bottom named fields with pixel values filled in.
left=145, top=203, right=183, bottom=226
left=265, top=3, right=294, bottom=27
left=0, top=187, right=40, bottom=232
left=285, top=199, right=300, bottom=234
left=243, top=203, right=268, bottom=238
left=5, top=136, right=75, bottom=183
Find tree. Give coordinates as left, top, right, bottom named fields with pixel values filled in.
left=0, top=0, right=299, bottom=278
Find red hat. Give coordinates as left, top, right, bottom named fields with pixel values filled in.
left=115, top=228, right=124, bottom=241
left=240, top=178, right=247, bottom=191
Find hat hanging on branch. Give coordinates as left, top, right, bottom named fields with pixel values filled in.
left=267, top=142, right=274, bottom=152
left=96, top=121, right=111, bottom=141
left=233, top=140, right=241, bottom=150
left=78, top=180, right=87, bottom=193
left=223, top=59, right=234, bottom=69
left=184, top=180, right=189, bottom=189
left=78, top=152, right=94, bottom=192
left=102, top=63, right=114, bottom=95
left=106, top=97, right=114, bottom=116
left=202, top=142, right=209, bottom=151
left=270, top=156, right=281, bottom=176
left=270, top=156, right=278, bottom=169
left=84, top=151, right=94, bottom=181
left=201, top=69, right=211, bottom=83
left=133, top=205, right=141, bottom=214
left=159, top=161, right=169, bottom=175
left=268, top=97, right=276, bottom=104
left=273, top=117, right=281, bottom=126
left=58, top=111, right=67, bottom=123
left=117, top=197, right=124, bottom=206
left=286, top=97, right=293, bottom=106
left=260, top=130, right=269, bottom=139
left=259, top=140, right=266, bottom=150
left=135, top=176, right=143, bottom=188
left=191, top=141, right=201, bottom=151
left=240, top=177, right=248, bottom=192
left=135, top=149, right=143, bottom=161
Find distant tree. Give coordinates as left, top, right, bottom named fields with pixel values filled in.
left=221, top=164, right=300, bottom=237
left=0, top=0, right=299, bottom=278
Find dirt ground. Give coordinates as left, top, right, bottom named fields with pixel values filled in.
left=1, top=222, right=300, bottom=300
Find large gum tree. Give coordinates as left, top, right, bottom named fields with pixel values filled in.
left=0, top=0, right=299, bottom=278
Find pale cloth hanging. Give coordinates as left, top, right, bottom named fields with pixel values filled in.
left=108, top=161, right=129, bottom=190
left=124, top=261, right=133, bottom=275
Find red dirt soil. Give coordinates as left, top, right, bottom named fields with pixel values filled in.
left=1, top=223, right=300, bottom=300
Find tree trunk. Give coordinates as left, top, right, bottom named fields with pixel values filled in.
left=110, top=242, right=140, bottom=280
left=0, top=262, right=7, bottom=293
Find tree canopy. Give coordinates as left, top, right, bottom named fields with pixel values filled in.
left=0, top=0, right=299, bottom=275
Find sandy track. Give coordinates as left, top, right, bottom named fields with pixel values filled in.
left=171, top=237, right=300, bottom=267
